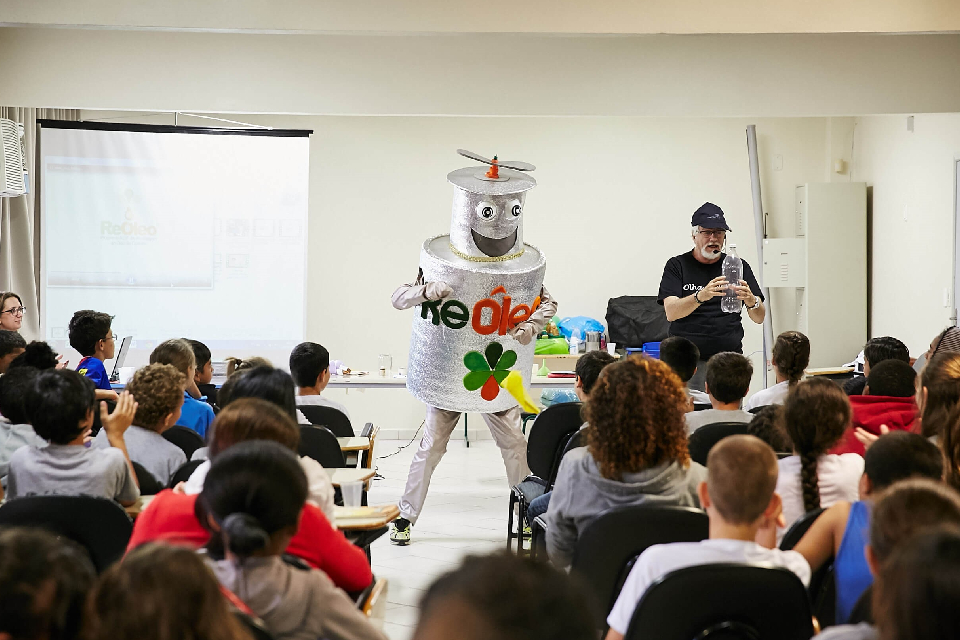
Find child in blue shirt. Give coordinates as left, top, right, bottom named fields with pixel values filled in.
left=68, top=310, right=119, bottom=402
left=794, top=431, right=943, bottom=624
left=149, top=339, right=214, bottom=440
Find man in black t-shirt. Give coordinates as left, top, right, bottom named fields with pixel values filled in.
left=657, top=203, right=765, bottom=391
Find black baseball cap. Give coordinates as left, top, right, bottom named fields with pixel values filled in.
left=691, top=202, right=731, bottom=232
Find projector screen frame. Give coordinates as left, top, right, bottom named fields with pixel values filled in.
left=36, top=118, right=312, bottom=362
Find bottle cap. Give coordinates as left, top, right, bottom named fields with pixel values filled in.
left=728, top=243, right=737, bottom=249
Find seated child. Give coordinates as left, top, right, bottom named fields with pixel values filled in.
left=185, top=338, right=218, bottom=409
left=0, top=367, right=46, bottom=487
left=290, top=342, right=352, bottom=421
left=0, top=329, right=25, bottom=373
left=842, top=336, right=910, bottom=397
left=795, top=432, right=943, bottom=623
left=92, top=364, right=187, bottom=486
left=150, top=339, right=214, bottom=439
left=685, top=352, right=755, bottom=435
left=180, top=397, right=335, bottom=520
left=199, top=440, right=387, bottom=640
left=415, top=553, right=596, bottom=640
left=225, top=355, right=272, bottom=377
left=777, top=378, right=863, bottom=540
left=131, top=400, right=348, bottom=581
left=743, top=331, right=809, bottom=411
left=8, top=340, right=60, bottom=370
left=0, top=528, right=95, bottom=640
left=817, top=479, right=960, bottom=640
left=546, top=357, right=706, bottom=569
left=659, top=336, right=709, bottom=406
left=833, top=359, right=919, bottom=456
left=7, top=369, right=140, bottom=506
left=526, top=349, right=615, bottom=522
left=746, top=404, right=792, bottom=453
left=84, top=543, right=250, bottom=640
left=68, top=310, right=119, bottom=401
left=605, top=435, right=810, bottom=640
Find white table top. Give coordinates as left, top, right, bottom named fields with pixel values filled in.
left=328, top=374, right=575, bottom=389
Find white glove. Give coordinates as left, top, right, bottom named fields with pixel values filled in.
left=425, top=281, right=453, bottom=301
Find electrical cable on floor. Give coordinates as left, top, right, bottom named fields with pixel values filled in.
left=372, top=419, right=426, bottom=480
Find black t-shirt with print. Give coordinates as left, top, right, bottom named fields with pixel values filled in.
left=657, top=250, right=764, bottom=361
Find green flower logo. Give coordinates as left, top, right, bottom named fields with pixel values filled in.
left=463, top=342, right=518, bottom=401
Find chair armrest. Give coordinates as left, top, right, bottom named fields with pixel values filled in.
left=533, top=515, right=548, bottom=531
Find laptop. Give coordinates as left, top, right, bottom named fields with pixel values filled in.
left=109, top=336, right=133, bottom=382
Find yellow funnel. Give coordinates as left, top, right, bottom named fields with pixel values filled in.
left=500, top=370, right=540, bottom=414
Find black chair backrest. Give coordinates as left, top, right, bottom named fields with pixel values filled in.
left=131, top=462, right=164, bottom=495
left=625, top=563, right=814, bottom=640
left=526, top=402, right=584, bottom=481
left=693, top=403, right=712, bottom=411
left=0, top=495, right=133, bottom=573
left=169, top=459, right=206, bottom=488
left=297, top=405, right=354, bottom=437
left=848, top=584, right=873, bottom=625
left=571, top=505, right=709, bottom=627
left=162, top=426, right=206, bottom=459
left=298, top=425, right=346, bottom=468
left=688, top=421, right=751, bottom=466
left=780, top=507, right=825, bottom=550
left=561, top=428, right=587, bottom=458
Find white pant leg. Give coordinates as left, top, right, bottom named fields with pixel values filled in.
left=482, top=407, right=531, bottom=487
left=398, top=406, right=461, bottom=525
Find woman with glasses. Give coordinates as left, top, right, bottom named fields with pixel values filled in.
left=0, top=293, right=24, bottom=332
left=657, top=203, right=765, bottom=392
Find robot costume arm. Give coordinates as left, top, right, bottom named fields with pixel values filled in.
left=391, top=268, right=453, bottom=310
left=509, top=285, right=557, bottom=346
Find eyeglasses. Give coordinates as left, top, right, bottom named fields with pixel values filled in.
left=696, top=228, right=726, bottom=239
left=1, top=306, right=25, bottom=316
left=101, top=335, right=116, bottom=342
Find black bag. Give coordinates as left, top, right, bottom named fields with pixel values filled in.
left=605, top=296, right=670, bottom=349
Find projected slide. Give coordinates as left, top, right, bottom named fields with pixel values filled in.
left=40, top=124, right=309, bottom=359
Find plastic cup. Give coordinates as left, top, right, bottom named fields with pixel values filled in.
left=341, top=481, right=363, bottom=508
left=607, top=343, right=617, bottom=355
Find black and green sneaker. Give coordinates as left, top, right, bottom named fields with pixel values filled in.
left=390, top=517, right=412, bottom=546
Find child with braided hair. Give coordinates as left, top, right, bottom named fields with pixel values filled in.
left=776, top=377, right=863, bottom=543
left=743, top=331, right=810, bottom=411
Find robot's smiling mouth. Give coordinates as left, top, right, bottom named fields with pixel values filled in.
left=472, top=228, right=518, bottom=258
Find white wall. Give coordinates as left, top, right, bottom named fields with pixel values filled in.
left=7, top=29, right=960, bottom=118
left=5, top=0, right=960, bottom=34
left=74, top=111, right=831, bottom=436
left=851, top=114, right=960, bottom=357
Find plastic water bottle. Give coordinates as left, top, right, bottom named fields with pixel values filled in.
left=721, top=244, right=743, bottom=314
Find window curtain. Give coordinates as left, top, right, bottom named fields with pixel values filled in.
left=0, top=107, right=79, bottom=340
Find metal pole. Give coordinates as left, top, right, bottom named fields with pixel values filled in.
left=746, top=125, right=774, bottom=388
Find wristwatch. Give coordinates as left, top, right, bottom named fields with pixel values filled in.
left=747, top=297, right=762, bottom=310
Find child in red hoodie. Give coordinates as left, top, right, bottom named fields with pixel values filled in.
left=834, top=360, right=918, bottom=456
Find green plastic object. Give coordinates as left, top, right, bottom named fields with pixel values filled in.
left=537, top=361, right=551, bottom=376
left=535, top=336, right=569, bottom=355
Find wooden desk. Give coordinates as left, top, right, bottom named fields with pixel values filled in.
left=334, top=504, right=400, bottom=531
left=338, top=437, right=372, bottom=452
left=125, top=494, right=155, bottom=518
left=327, top=374, right=576, bottom=389
left=805, top=367, right=855, bottom=376
left=325, top=467, right=377, bottom=486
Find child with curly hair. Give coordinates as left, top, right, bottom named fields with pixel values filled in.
left=545, top=355, right=706, bottom=569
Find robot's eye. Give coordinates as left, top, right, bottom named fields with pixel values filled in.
left=476, top=203, right=496, bottom=220
left=511, top=204, right=522, bottom=217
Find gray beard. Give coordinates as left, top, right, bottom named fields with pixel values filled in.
left=700, top=247, right=721, bottom=260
